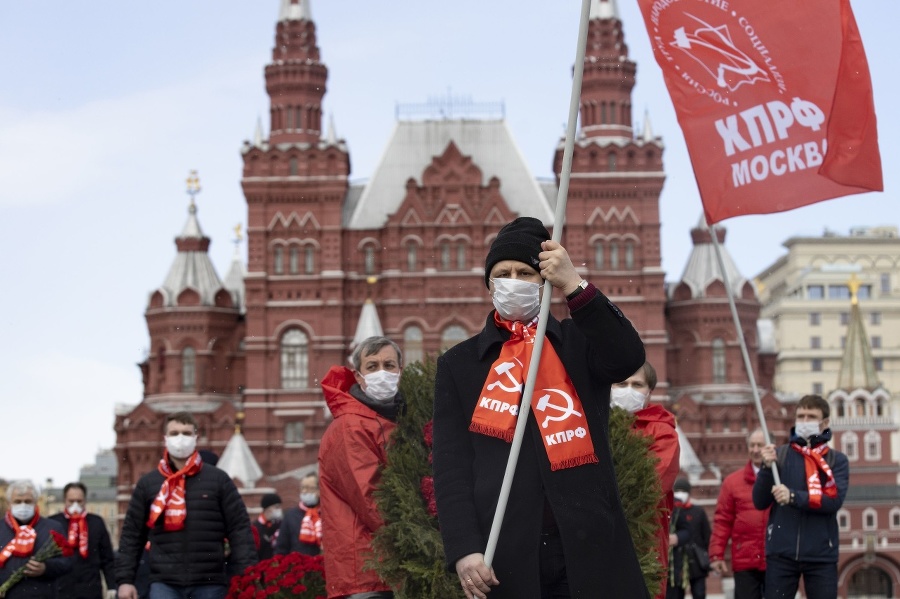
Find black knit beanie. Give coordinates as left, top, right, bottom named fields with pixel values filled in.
left=483, top=217, right=550, bottom=288
left=261, top=493, right=282, bottom=510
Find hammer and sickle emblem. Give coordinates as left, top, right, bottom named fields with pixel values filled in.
left=486, top=360, right=523, bottom=394
left=535, top=389, right=582, bottom=429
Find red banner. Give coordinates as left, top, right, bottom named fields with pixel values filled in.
left=637, top=0, right=883, bottom=224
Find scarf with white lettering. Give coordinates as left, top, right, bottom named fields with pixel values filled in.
left=0, top=508, right=39, bottom=567
left=470, top=313, right=597, bottom=470
left=299, top=504, right=322, bottom=545
left=65, top=508, right=89, bottom=559
left=147, top=451, right=203, bottom=531
left=790, top=442, right=838, bottom=509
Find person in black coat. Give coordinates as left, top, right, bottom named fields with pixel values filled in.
left=49, top=482, right=116, bottom=599
left=274, top=473, right=322, bottom=556
left=0, top=479, right=73, bottom=599
left=115, top=412, right=256, bottom=599
left=432, top=217, right=649, bottom=599
left=667, top=478, right=711, bottom=599
left=251, top=493, right=282, bottom=560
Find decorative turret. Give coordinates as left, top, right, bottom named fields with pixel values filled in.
left=218, top=412, right=264, bottom=489
left=580, top=0, right=636, bottom=140
left=671, top=216, right=754, bottom=300
left=266, top=0, right=327, bottom=145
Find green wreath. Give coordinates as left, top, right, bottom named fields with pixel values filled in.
left=371, top=357, right=665, bottom=597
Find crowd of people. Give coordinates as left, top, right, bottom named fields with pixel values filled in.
left=0, top=217, right=849, bottom=599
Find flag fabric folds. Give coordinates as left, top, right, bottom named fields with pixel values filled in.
left=636, top=0, right=882, bottom=224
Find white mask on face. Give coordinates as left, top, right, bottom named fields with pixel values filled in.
left=268, top=508, right=284, bottom=522
left=673, top=491, right=689, bottom=504
left=165, top=434, right=197, bottom=459
left=794, top=420, right=821, bottom=440
left=66, top=503, right=84, bottom=515
left=362, top=370, right=400, bottom=402
left=491, top=277, right=541, bottom=322
left=11, top=503, right=35, bottom=522
left=301, top=492, right=320, bottom=507
left=610, top=387, right=648, bottom=413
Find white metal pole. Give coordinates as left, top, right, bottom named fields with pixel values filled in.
left=484, top=0, right=592, bottom=566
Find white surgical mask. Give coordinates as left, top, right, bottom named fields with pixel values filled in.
left=491, top=277, right=541, bottom=322
left=794, top=420, right=821, bottom=440
left=610, top=387, right=647, bottom=413
left=363, top=370, right=400, bottom=402
left=301, top=493, right=320, bottom=507
left=673, top=491, right=689, bottom=504
left=66, top=503, right=84, bottom=515
left=269, top=508, right=284, bottom=522
left=11, top=503, right=35, bottom=522
left=165, top=434, right=198, bottom=459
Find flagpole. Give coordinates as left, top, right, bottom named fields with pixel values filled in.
left=707, top=222, right=781, bottom=486
left=483, top=0, right=592, bottom=567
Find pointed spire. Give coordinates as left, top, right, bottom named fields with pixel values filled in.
left=279, top=0, right=312, bottom=22
left=351, top=280, right=384, bottom=348
left=590, top=0, right=620, bottom=20
left=325, top=113, right=337, bottom=145
left=836, top=274, right=880, bottom=391
left=641, top=109, right=654, bottom=142
left=674, top=215, right=750, bottom=298
left=181, top=170, right=204, bottom=239
left=253, top=117, right=264, bottom=148
left=218, top=424, right=264, bottom=489
left=223, top=224, right=247, bottom=313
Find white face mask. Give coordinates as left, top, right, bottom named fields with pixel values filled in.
left=491, top=277, right=541, bottom=322
left=362, top=370, right=400, bottom=402
left=66, top=503, right=84, bottom=515
left=11, top=503, right=35, bottom=522
left=165, top=433, right=198, bottom=459
left=673, top=491, right=689, bottom=504
left=794, top=420, right=821, bottom=440
left=268, top=508, right=284, bottom=522
left=301, top=492, right=320, bottom=507
left=610, top=387, right=648, bottom=413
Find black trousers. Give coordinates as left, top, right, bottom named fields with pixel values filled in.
left=539, top=531, right=570, bottom=599
left=734, top=568, right=765, bottom=599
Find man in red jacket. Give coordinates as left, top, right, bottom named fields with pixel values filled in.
left=708, top=429, right=769, bottom=599
left=612, top=361, right=680, bottom=599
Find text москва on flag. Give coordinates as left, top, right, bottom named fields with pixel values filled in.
left=636, top=0, right=883, bottom=224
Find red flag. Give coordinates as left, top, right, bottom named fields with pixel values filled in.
left=637, top=0, right=882, bottom=224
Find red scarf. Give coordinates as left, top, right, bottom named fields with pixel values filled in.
left=790, top=442, right=838, bottom=508
left=65, top=508, right=89, bottom=559
left=299, top=504, right=322, bottom=545
left=0, top=508, right=39, bottom=567
left=147, top=451, right=203, bottom=531
left=470, top=314, right=598, bottom=471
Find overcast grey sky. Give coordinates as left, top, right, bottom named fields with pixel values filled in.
left=0, top=1, right=895, bottom=487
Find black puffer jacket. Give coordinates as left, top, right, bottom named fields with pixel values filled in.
left=115, top=461, right=256, bottom=587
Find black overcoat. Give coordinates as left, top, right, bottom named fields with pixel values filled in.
left=433, top=290, right=650, bottom=598
left=48, top=512, right=115, bottom=599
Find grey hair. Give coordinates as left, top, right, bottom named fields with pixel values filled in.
left=6, top=479, right=38, bottom=500
left=748, top=428, right=765, bottom=443
left=349, top=336, right=402, bottom=370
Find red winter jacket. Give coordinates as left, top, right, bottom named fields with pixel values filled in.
left=319, top=366, right=396, bottom=598
left=634, top=403, right=680, bottom=599
left=708, top=461, right=769, bottom=572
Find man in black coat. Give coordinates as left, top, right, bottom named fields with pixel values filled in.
left=667, top=478, right=711, bottom=599
left=115, top=411, right=256, bottom=599
left=433, top=217, right=649, bottom=599
left=0, top=479, right=73, bottom=599
left=274, top=473, right=322, bottom=557
left=251, top=493, right=282, bottom=560
left=49, top=482, right=116, bottom=599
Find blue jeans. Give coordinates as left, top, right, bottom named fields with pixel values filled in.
left=764, top=555, right=837, bottom=599
left=148, top=582, right=227, bottom=599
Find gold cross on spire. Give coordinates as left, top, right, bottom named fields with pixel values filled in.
left=186, top=170, right=201, bottom=207
left=848, top=273, right=861, bottom=305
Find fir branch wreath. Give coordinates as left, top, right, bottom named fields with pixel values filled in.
left=371, top=357, right=666, bottom=597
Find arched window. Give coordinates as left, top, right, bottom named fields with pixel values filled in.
left=834, top=399, right=845, bottom=418
left=289, top=157, right=298, bottom=176
left=404, top=326, right=424, bottom=366
left=863, top=508, right=877, bottom=531
left=855, top=397, right=867, bottom=417
left=286, top=107, right=294, bottom=130
left=364, top=245, right=375, bottom=275
left=441, top=325, right=468, bottom=352
left=295, top=107, right=303, bottom=131
left=890, top=507, right=900, bottom=530
left=864, top=430, right=881, bottom=461
left=274, top=246, right=284, bottom=274
left=842, top=431, right=858, bottom=461
left=181, top=347, right=196, bottom=392
left=712, top=338, right=726, bottom=383
left=281, top=329, right=308, bottom=389
left=440, top=242, right=451, bottom=271
left=407, top=242, right=418, bottom=271
left=607, top=152, right=617, bottom=172
left=609, top=242, right=619, bottom=270
left=289, top=246, right=300, bottom=274
left=624, top=241, right=634, bottom=269
left=837, top=509, right=850, bottom=532
left=594, top=243, right=604, bottom=269
left=304, top=246, right=315, bottom=274
left=456, top=242, right=467, bottom=270
left=601, top=102, right=607, bottom=124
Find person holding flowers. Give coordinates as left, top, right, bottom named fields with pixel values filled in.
left=0, top=479, right=73, bottom=599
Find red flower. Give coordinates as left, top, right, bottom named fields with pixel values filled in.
left=423, top=420, right=434, bottom=448
left=421, top=475, right=438, bottom=517
left=227, top=554, right=326, bottom=599
left=49, top=530, right=74, bottom=557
